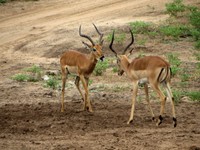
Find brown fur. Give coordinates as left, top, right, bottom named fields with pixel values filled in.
left=129, top=56, right=170, bottom=70
left=117, top=54, right=176, bottom=127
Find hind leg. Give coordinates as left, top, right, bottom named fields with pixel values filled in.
left=163, top=82, right=177, bottom=127
left=149, top=80, right=166, bottom=126
left=61, top=67, right=68, bottom=112
left=144, top=83, right=155, bottom=120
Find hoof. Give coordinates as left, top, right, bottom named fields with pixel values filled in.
left=86, top=106, right=93, bottom=112
left=157, top=115, right=163, bottom=126
left=173, top=117, right=177, bottom=128
left=152, top=117, right=155, bottom=121
left=127, top=120, right=133, bottom=125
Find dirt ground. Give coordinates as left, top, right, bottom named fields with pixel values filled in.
left=0, top=0, right=200, bottom=149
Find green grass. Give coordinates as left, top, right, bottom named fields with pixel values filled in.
left=12, top=74, right=30, bottom=82
left=24, top=65, right=42, bottom=74
left=112, top=66, right=118, bottom=73
left=106, top=31, right=126, bottom=44
left=186, top=91, right=200, bottom=101
left=194, top=40, right=200, bottom=50
left=44, top=76, right=59, bottom=90
left=129, top=21, right=153, bottom=34
left=166, top=53, right=181, bottom=76
left=94, top=60, right=109, bottom=76
left=159, top=24, right=191, bottom=40
left=0, top=0, right=6, bottom=3
left=189, top=9, right=200, bottom=29
left=172, top=90, right=183, bottom=104
left=165, top=0, right=186, bottom=17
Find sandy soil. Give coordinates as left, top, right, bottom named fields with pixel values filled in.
left=0, top=0, right=200, bottom=149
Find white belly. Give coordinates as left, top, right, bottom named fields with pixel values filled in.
left=139, top=78, right=149, bottom=85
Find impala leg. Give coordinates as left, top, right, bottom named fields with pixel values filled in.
left=75, top=76, right=84, bottom=101
left=164, top=82, right=177, bottom=127
left=61, top=67, right=68, bottom=112
left=150, top=82, right=166, bottom=126
left=127, top=81, right=138, bottom=124
left=144, top=83, right=155, bottom=120
left=80, top=75, right=93, bottom=112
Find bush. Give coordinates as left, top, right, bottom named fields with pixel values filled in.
left=106, top=32, right=126, bottom=44
left=186, top=91, right=200, bottom=101
left=165, top=0, right=186, bottom=17
left=129, top=21, right=153, bottom=34
left=195, top=40, right=200, bottom=50
left=159, top=24, right=191, bottom=39
left=24, top=65, right=42, bottom=74
left=44, top=76, right=59, bottom=90
left=189, top=9, right=200, bottom=29
left=166, top=53, right=181, bottom=76
left=0, top=0, right=6, bottom=3
left=94, top=60, right=109, bottom=76
left=172, top=90, right=183, bottom=104
left=12, top=74, right=30, bottom=82
left=190, top=29, right=200, bottom=41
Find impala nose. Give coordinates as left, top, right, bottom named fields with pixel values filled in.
left=100, top=56, right=105, bottom=61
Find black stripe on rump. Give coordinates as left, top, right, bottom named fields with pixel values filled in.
left=157, top=68, right=164, bottom=82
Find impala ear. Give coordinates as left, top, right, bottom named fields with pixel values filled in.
left=82, top=41, right=92, bottom=50
left=126, top=48, right=134, bottom=57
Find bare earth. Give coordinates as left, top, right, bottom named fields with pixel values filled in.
left=0, top=0, right=200, bottom=150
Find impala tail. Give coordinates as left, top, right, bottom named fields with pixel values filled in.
left=157, top=67, right=172, bottom=83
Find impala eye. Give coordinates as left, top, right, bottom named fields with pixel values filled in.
left=93, top=48, right=96, bottom=51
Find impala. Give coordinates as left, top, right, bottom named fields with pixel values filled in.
left=60, top=24, right=104, bottom=113
left=109, top=29, right=177, bottom=127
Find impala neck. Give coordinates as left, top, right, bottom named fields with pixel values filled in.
left=89, top=52, right=98, bottom=63
left=121, top=56, right=130, bottom=73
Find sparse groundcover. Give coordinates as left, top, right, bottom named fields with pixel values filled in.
left=0, top=0, right=6, bottom=3
left=44, top=76, right=59, bottom=90
left=165, top=0, right=186, bottom=17
left=106, top=31, right=126, bottom=44
left=186, top=91, right=200, bottom=101
left=166, top=53, right=181, bottom=76
left=93, top=59, right=109, bottom=76
left=12, top=73, right=30, bottom=82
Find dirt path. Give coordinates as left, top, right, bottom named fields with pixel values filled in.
left=0, top=0, right=200, bottom=149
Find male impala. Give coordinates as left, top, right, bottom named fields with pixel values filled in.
left=109, top=29, right=177, bottom=127
left=60, top=24, right=104, bottom=113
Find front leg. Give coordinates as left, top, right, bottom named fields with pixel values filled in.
left=127, top=81, right=138, bottom=124
left=79, top=75, right=93, bottom=112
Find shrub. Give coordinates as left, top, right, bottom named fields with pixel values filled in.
left=94, top=60, right=109, bottom=76
left=12, top=74, right=30, bottom=82
left=24, top=65, right=42, bottom=74
left=129, top=21, right=153, bottom=34
left=165, top=0, right=186, bottom=17
left=0, top=0, right=6, bottom=3
left=106, top=32, right=126, bottom=44
left=166, top=53, right=181, bottom=76
left=186, top=91, right=200, bottom=101
left=195, top=40, right=200, bottom=50
left=159, top=24, right=191, bottom=39
left=189, top=9, right=200, bottom=29
left=190, top=29, right=200, bottom=41
left=112, top=66, right=118, bottom=73
left=172, top=90, right=183, bottom=104
left=44, top=76, right=59, bottom=90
